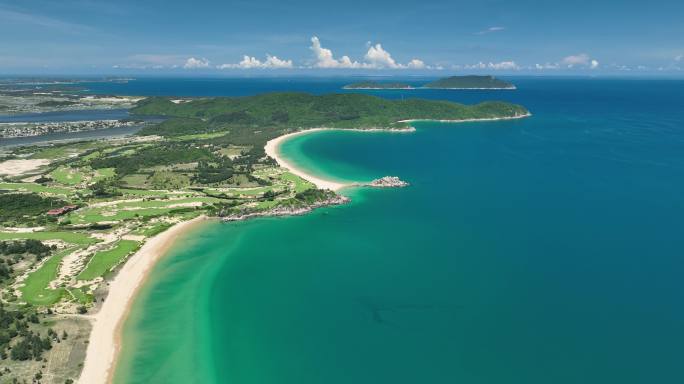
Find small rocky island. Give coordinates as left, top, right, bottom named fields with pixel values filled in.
left=424, top=75, right=516, bottom=89
left=343, top=81, right=413, bottom=90
left=367, top=176, right=410, bottom=188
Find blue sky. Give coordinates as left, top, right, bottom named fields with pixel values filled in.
left=1, top=0, right=683, bottom=75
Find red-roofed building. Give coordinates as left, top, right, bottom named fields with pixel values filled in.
left=46, top=205, right=79, bottom=216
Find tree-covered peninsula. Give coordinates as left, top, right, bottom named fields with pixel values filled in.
left=133, top=92, right=529, bottom=144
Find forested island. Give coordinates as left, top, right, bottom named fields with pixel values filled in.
left=423, top=75, right=516, bottom=89
left=343, top=81, right=413, bottom=90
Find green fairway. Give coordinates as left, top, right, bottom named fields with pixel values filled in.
left=118, top=188, right=172, bottom=197
left=50, top=166, right=85, bottom=185
left=207, top=186, right=275, bottom=196
left=66, top=287, right=93, bottom=304
left=280, top=172, right=314, bottom=193
left=0, top=231, right=97, bottom=245
left=69, top=197, right=218, bottom=224
left=0, top=182, right=74, bottom=196
left=69, top=207, right=175, bottom=224
left=117, top=197, right=220, bottom=209
left=19, top=247, right=76, bottom=305
left=77, top=240, right=140, bottom=280
left=134, top=222, right=173, bottom=237
left=170, top=132, right=228, bottom=141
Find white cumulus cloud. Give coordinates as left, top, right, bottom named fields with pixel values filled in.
left=218, top=55, right=293, bottom=69
left=407, top=59, right=426, bottom=69
left=183, top=57, right=210, bottom=69
left=364, top=43, right=400, bottom=68
left=676, top=54, right=683, bottom=62
left=310, top=36, right=361, bottom=68
left=561, top=53, right=599, bottom=69
left=310, top=36, right=426, bottom=70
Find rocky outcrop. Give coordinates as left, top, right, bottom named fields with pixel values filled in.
left=221, top=195, right=350, bottom=222
left=366, top=176, right=409, bottom=188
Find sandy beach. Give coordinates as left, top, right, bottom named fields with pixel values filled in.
left=265, top=127, right=419, bottom=191
left=264, top=117, right=530, bottom=192
left=265, top=129, right=353, bottom=191
left=78, top=216, right=207, bottom=384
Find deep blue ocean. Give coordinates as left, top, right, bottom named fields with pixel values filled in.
left=106, top=77, right=684, bottom=384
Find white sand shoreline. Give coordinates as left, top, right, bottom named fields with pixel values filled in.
left=78, top=215, right=208, bottom=384
left=264, top=127, right=416, bottom=191
left=264, top=115, right=530, bottom=191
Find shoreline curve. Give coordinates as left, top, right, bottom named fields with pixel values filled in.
left=264, top=114, right=530, bottom=191
left=78, top=216, right=208, bottom=384
left=264, top=128, right=414, bottom=191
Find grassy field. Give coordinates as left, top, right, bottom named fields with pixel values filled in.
left=77, top=240, right=140, bottom=280
left=117, top=196, right=220, bottom=208
left=50, top=166, right=85, bottom=185
left=0, top=182, right=74, bottom=196
left=0, top=231, right=97, bottom=245
left=68, top=197, right=217, bottom=224
left=66, top=287, right=93, bottom=304
left=92, top=167, right=115, bottom=182
left=170, top=132, right=228, bottom=141
left=254, top=200, right=280, bottom=210
left=19, top=247, right=76, bottom=305
left=280, top=172, right=314, bottom=193
left=217, top=145, right=251, bottom=158
left=28, top=146, right=73, bottom=160
left=120, top=173, right=149, bottom=187
left=68, top=207, right=176, bottom=224
left=204, top=186, right=274, bottom=196
left=118, top=188, right=173, bottom=197
left=134, top=222, right=173, bottom=237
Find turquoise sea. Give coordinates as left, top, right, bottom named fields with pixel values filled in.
left=113, top=77, right=684, bottom=383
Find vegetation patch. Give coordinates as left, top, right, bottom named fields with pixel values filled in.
left=0, top=182, right=73, bottom=196
left=0, top=231, right=97, bottom=246
left=0, top=193, right=68, bottom=224
left=50, top=166, right=85, bottom=186
left=77, top=240, right=140, bottom=280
